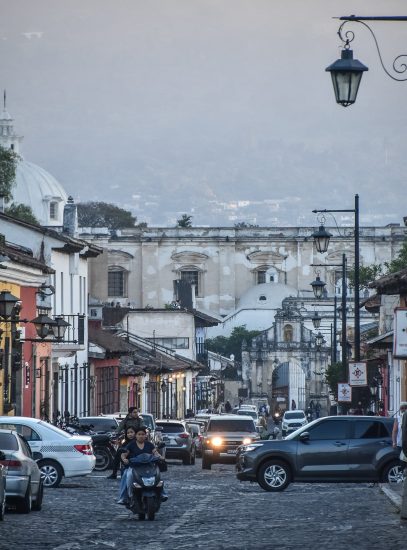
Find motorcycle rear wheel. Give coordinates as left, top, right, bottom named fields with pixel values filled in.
left=94, top=447, right=112, bottom=471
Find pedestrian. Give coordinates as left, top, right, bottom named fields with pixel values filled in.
left=354, top=402, right=363, bottom=415
left=392, top=401, right=407, bottom=452
left=107, top=407, right=144, bottom=479
left=225, top=400, right=232, bottom=413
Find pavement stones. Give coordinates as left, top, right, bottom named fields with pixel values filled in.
left=1, top=460, right=406, bottom=549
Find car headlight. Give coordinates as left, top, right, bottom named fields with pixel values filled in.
left=242, top=437, right=252, bottom=445
left=242, top=443, right=264, bottom=452
left=282, top=423, right=287, bottom=429
left=211, top=437, right=223, bottom=447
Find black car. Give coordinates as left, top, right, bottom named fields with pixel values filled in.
left=236, top=415, right=402, bottom=492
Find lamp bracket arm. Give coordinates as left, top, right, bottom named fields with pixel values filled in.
left=314, top=211, right=346, bottom=238
left=337, top=19, right=407, bottom=82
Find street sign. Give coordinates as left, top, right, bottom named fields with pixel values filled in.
left=337, top=383, right=352, bottom=403
left=394, top=308, right=407, bottom=358
left=349, top=362, right=367, bottom=386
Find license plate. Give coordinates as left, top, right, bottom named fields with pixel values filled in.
left=227, top=449, right=237, bottom=455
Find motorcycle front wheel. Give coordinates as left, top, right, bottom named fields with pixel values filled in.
left=94, top=447, right=112, bottom=471
left=146, top=496, right=156, bottom=521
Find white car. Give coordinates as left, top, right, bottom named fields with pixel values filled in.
left=0, top=417, right=95, bottom=488
left=281, top=410, right=308, bottom=437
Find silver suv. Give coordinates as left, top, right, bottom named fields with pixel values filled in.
left=155, top=420, right=196, bottom=465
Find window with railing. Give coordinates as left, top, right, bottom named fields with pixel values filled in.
left=147, top=337, right=189, bottom=350
left=180, top=270, right=200, bottom=296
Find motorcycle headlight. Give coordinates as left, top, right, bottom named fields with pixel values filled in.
left=211, top=437, right=223, bottom=447
left=142, top=476, right=156, bottom=487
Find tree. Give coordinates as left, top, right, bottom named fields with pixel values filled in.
left=348, top=264, right=384, bottom=290
left=206, top=325, right=261, bottom=363
left=176, top=214, right=192, bottom=227
left=0, top=145, right=19, bottom=202
left=385, top=238, right=407, bottom=273
left=324, top=361, right=346, bottom=402
left=5, top=203, right=39, bottom=225
left=77, top=202, right=138, bottom=230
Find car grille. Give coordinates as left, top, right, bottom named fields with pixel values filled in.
left=289, top=423, right=302, bottom=428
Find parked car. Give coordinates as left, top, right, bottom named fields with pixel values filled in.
left=78, top=416, right=119, bottom=434
left=0, top=417, right=95, bottom=488
left=237, top=409, right=259, bottom=425
left=0, top=453, right=5, bottom=520
left=185, top=422, right=204, bottom=457
left=201, top=415, right=259, bottom=470
left=0, top=429, right=43, bottom=512
left=281, top=410, right=307, bottom=437
left=236, top=415, right=403, bottom=492
left=155, top=420, right=196, bottom=465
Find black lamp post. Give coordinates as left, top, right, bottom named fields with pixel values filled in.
left=312, top=194, right=360, bottom=362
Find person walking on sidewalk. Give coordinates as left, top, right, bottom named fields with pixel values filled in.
left=392, top=401, right=407, bottom=452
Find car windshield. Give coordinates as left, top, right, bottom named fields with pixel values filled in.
left=139, top=415, right=154, bottom=430
left=237, top=410, right=257, bottom=419
left=0, top=432, right=18, bottom=450
left=284, top=412, right=305, bottom=420
left=207, top=419, right=255, bottom=432
left=38, top=421, right=72, bottom=438
left=156, top=423, right=185, bottom=434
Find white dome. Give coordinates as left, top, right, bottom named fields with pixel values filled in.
left=12, top=159, right=68, bottom=226
left=237, top=282, right=297, bottom=310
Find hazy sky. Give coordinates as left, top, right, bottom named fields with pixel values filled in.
left=1, top=1, right=406, bottom=226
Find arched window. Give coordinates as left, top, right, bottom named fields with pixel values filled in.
left=108, top=266, right=128, bottom=297
left=284, top=324, right=293, bottom=342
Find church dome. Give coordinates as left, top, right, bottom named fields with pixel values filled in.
left=237, top=282, right=297, bottom=310
left=0, top=101, right=68, bottom=226
left=12, top=159, right=68, bottom=227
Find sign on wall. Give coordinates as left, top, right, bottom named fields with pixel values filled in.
left=349, top=362, right=367, bottom=386
left=394, top=307, right=407, bottom=358
left=337, top=383, right=352, bottom=403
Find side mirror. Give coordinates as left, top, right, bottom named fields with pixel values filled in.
left=32, top=452, right=43, bottom=461
left=0, top=450, right=6, bottom=461
left=299, top=432, right=310, bottom=442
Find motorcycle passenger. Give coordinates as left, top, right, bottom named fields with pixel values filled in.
left=116, top=426, right=167, bottom=505
left=116, top=426, right=137, bottom=504
left=107, top=407, right=144, bottom=479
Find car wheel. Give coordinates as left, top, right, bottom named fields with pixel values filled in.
left=190, top=447, right=196, bottom=465
left=182, top=453, right=192, bottom=465
left=202, top=455, right=212, bottom=470
left=32, top=481, right=44, bottom=511
left=281, top=430, right=286, bottom=438
left=16, top=483, right=32, bottom=514
left=38, top=460, right=63, bottom=488
left=381, top=460, right=405, bottom=484
left=257, top=460, right=291, bottom=492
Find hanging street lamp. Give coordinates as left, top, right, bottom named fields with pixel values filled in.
left=311, top=274, right=326, bottom=299
left=326, top=47, right=368, bottom=107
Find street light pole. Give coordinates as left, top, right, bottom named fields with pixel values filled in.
left=312, top=193, right=360, bottom=361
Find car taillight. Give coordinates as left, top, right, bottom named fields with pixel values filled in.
left=3, top=460, right=22, bottom=469
left=179, top=433, right=189, bottom=439
left=198, top=435, right=204, bottom=441
left=74, top=444, right=93, bottom=455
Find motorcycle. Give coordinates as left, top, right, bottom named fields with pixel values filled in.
left=126, top=451, right=166, bottom=521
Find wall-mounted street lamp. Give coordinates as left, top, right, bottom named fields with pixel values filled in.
left=326, top=15, right=407, bottom=106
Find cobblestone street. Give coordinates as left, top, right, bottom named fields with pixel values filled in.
left=1, top=459, right=406, bottom=550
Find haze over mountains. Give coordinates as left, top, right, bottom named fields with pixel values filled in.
left=1, top=0, right=406, bottom=227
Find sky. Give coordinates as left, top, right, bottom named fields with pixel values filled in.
left=1, top=0, right=406, bottom=227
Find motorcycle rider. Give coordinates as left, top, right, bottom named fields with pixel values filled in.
left=107, top=407, right=144, bottom=479
left=117, top=426, right=167, bottom=505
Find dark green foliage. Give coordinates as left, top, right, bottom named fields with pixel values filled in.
left=176, top=214, right=192, bottom=227
left=348, top=264, right=383, bottom=289
left=77, top=201, right=138, bottom=230
left=206, top=325, right=261, bottom=363
left=324, top=361, right=346, bottom=402
left=5, top=203, right=39, bottom=225
left=385, top=238, right=407, bottom=274
left=0, top=146, right=19, bottom=201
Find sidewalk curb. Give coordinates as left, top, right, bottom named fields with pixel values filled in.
left=379, top=483, right=402, bottom=512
